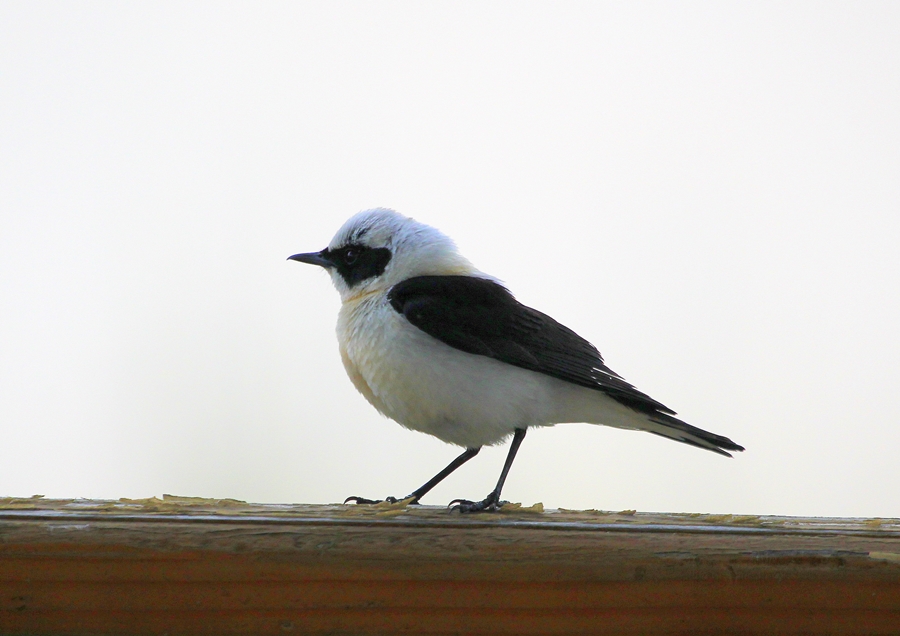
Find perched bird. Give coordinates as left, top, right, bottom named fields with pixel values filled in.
left=289, top=208, right=743, bottom=512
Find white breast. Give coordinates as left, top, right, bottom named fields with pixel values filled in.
left=336, top=292, right=562, bottom=447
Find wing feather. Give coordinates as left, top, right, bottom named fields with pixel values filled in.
left=387, top=276, right=675, bottom=418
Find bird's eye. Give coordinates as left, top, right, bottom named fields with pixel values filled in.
left=344, top=248, right=359, bottom=265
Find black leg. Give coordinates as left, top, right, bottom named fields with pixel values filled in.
left=451, top=428, right=527, bottom=513
left=408, top=446, right=481, bottom=501
left=345, top=446, right=481, bottom=505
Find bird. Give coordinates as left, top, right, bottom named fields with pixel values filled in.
left=289, top=208, right=743, bottom=512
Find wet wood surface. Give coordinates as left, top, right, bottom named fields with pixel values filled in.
left=1, top=496, right=899, bottom=634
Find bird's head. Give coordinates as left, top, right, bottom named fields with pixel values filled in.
left=289, top=208, right=479, bottom=302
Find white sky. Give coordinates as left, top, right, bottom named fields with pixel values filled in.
left=1, top=2, right=898, bottom=517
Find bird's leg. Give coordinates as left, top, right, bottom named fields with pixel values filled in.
left=344, top=446, right=480, bottom=505
left=450, top=428, right=526, bottom=513
left=406, top=446, right=480, bottom=502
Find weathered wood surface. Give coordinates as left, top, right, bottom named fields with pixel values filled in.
left=1, top=496, right=899, bottom=635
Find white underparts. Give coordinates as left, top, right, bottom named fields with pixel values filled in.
left=337, top=293, right=669, bottom=448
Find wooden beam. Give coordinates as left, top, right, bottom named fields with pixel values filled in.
left=1, top=496, right=899, bottom=634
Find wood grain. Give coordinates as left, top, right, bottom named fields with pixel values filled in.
left=1, top=497, right=898, bottom=634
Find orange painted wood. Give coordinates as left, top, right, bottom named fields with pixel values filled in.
left=1, top=498, right=899, bottom=634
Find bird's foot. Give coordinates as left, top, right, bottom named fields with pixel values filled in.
left=343, top=495, right=391, bottom=505
left=449, top=492, right=506, bottom=513
left=343, top=495, right=418, bottom=506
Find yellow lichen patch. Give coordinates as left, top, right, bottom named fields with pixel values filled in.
left=118, top=496, right=165, bottom=505
left=162, top=494, right=248, bottom=507
left=865, top=518, right=884, bottom=528
left=0, top=495, right=45, bottom=509
left=112, top=495, right=251, bottom=513
left=500, top=502, right=544, bottom=514
left=617, top=509, right=637, bottom=516
left=730, top=515, right=762, bottom=525
left=375, top=508, right=412, bottom=518
left=340, top=497, right=416, bottom=516
left=369, top=497, right=415, bottom=510
left=338, top=505, right=377, bottom=516
left=558, top=507, right=611, bottom=516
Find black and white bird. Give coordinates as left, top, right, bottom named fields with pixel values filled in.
left=289, top=208, right=743, bottom=512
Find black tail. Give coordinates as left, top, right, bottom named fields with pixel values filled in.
left=646, top=412, right=745, bottom=457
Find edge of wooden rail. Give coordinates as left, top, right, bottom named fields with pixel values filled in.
left=2, top=496, right=899, bottom=635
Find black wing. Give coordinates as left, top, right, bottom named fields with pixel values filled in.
left=387, top=275, right=676, bottom=417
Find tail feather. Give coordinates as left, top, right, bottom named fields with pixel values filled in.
left=646, top=412, right=745, bottom=457
left=549, top=380, right=744, bottom=456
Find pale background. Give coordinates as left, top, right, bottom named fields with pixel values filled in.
left=1, top=2, right=898, bottom=517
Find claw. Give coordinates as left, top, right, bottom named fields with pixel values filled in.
left=344, top=496, right=386, bottom=505
left=343, top=495, right=406, bottom=505
left=448, top=493, right=506, bottom=513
